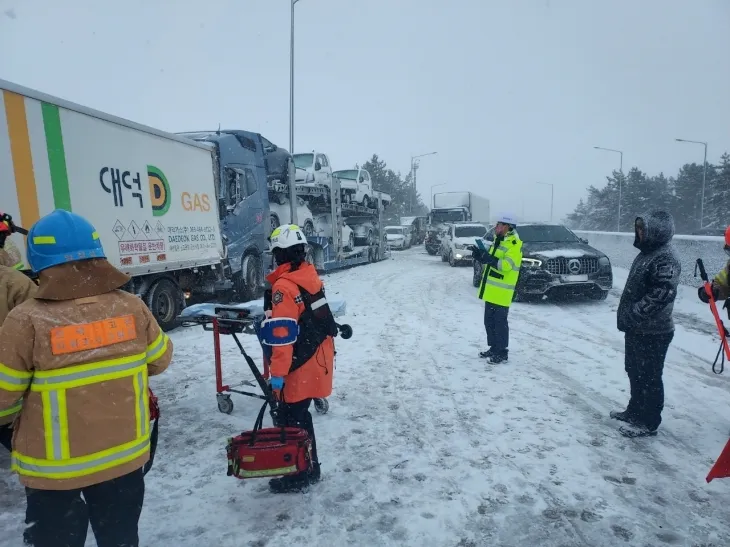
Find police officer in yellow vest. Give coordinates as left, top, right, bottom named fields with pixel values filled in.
left=470, top=213, right=523, bottom=364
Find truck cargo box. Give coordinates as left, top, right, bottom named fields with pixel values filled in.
left=0, top=79, right=223, bottom=277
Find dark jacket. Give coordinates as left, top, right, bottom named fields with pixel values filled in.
left=617, top=210, right=680, bottom=334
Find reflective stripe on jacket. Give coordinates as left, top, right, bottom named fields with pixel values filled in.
left=0, top=289, right=173, bottom=490
left=477, top=231, right=523, bottom=306
left=713, top=260, right=730, bottom=301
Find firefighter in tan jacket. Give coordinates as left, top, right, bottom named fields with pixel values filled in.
left=0, top=265, right=38, bottom=451
left=0, top=212, right=25, bottom=270
left=0, top=209, right=173, bottom=547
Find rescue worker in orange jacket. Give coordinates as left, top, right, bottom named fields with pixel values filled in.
left=698, top=225, right=730, bottom=304
left=261, top=224, right=335, bottom=493
left=0, top=209, right=173, bottom=547
left=0, top=265, right=38, bottom=452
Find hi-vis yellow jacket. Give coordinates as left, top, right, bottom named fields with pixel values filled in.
left=0, top=287, right=172, bottom=490
left=477, top=231, right=523, bottom=307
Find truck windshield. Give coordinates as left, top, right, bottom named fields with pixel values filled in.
left=334, top=170, right=358, bottom=181
left=385, top=228, right=404, bottom=234
left=454, top=226, right=486, bottom=238
left=517, top=225, right=580, bottom=243
left=293, top=154, right=313, bottom=169
left=431, top=210, right=465, bottom=223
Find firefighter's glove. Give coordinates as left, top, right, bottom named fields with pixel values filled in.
left=270, top=376, right=284, bottom=390
left=698, top=286, right=711, bottom=304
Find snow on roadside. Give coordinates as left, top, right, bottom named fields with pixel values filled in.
left=1, top=254, right=730, bottom=546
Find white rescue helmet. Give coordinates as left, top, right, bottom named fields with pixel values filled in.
left=269, top=224, right=307, bottom=250
left=496, top=212, right=517, bottom=225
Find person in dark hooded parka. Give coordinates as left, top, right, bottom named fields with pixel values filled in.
left=614, top=210, right=680, bottom=438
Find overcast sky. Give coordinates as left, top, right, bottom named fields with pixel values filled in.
left=2, top=0, right=729, bottom=222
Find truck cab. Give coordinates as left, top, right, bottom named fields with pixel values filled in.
left=177, top=130, right=271, bottom=301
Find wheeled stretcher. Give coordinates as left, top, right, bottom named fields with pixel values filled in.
left=178, top=298, right=348, bottom=416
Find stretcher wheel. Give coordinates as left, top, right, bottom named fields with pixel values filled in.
left=314, top=398, right=329, bottom=414
left=217, top=394, right=234, bottom=414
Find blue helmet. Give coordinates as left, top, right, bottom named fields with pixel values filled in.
left=27, top=210, right=106, bottom=273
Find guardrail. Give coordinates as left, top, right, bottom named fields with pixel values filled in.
left=573, top=230, right=726, bottom=287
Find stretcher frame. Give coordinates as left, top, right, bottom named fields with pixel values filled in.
left=179, top=305, right=330, bottom=416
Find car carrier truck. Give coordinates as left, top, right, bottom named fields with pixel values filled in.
left=425, top=191, right=490, bottom=255
left=0, top=78, right=387, bottom=330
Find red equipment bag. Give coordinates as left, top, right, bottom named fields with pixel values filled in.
left=226, top=400, right=312, bottom=480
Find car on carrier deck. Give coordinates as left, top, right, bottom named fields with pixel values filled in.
left=472, top=223, right=613, bottom=301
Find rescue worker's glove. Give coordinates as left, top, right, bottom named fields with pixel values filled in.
left=270, top=376, right=284, bottom=390
left=698, top=284, right=719, bottom=304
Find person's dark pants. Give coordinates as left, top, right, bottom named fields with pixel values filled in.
left=275, top=398, right=318, bottom=464
left=484, top=302, right=510, bottom=355
left=0, top=423, right=12, bottom=452
left=23, top=468, right=145, bottom=547
left=624, top=331, right=674, bottom=431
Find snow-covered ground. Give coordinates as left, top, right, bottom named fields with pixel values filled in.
left=3, top=249, right=730, bottom=546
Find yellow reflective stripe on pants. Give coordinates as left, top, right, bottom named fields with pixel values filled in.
left=0, top=399, right=22, bottom=418
left=11, top=435, right=150, bottom=479
left=146, top=333, right=169, bottom=362
left=31, top=353, right=147, bottom=391
left=0, top=362, right=32, bottom=392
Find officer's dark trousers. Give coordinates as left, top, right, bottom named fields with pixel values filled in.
left=484, top=302, right=510, bottom=355
left=23, top=468, right=145, bottom=547
left=624, top=331, right=674, bottom=432
left=275, top=398, right=318, bottom=464
left=0, top=423, right=12, bottom=452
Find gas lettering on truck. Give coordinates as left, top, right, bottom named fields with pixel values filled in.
left=181, top=192, right=210, bottom=212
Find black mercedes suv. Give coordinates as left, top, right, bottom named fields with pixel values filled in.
left=472, top=223, right=613, bottom=301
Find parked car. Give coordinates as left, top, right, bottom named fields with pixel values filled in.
left=400, top=216, right=428, bottom=245
left=385, top=226, right=409, bottom=249
left=440, top=222, right=488, bottom=266
left=471, top=223, right=613, bottom=301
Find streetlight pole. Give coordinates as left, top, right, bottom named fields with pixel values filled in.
left=536, top=182, right=554, bottom=222
left=430, top=182, right=447, bottom=209
left=593, top=146, right=623, bottom=232
left=410, top=152, right=437, bottom=214
left=675, top=138, right=708, bottom=229
left=289, top=0, right=301, bottom=154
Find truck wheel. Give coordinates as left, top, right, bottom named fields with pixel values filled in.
left=145, top=278, right=183, bottom=332
left=314, top=398, right=329, bottom=414
left=303, top=220, right=315, bottom=237
left=236, top=253, right=262, bottom=302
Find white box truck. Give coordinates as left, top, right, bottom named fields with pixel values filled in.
left=425, top=191, right=490, bottom=254
left=0, top=78, right=229, bottom=330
